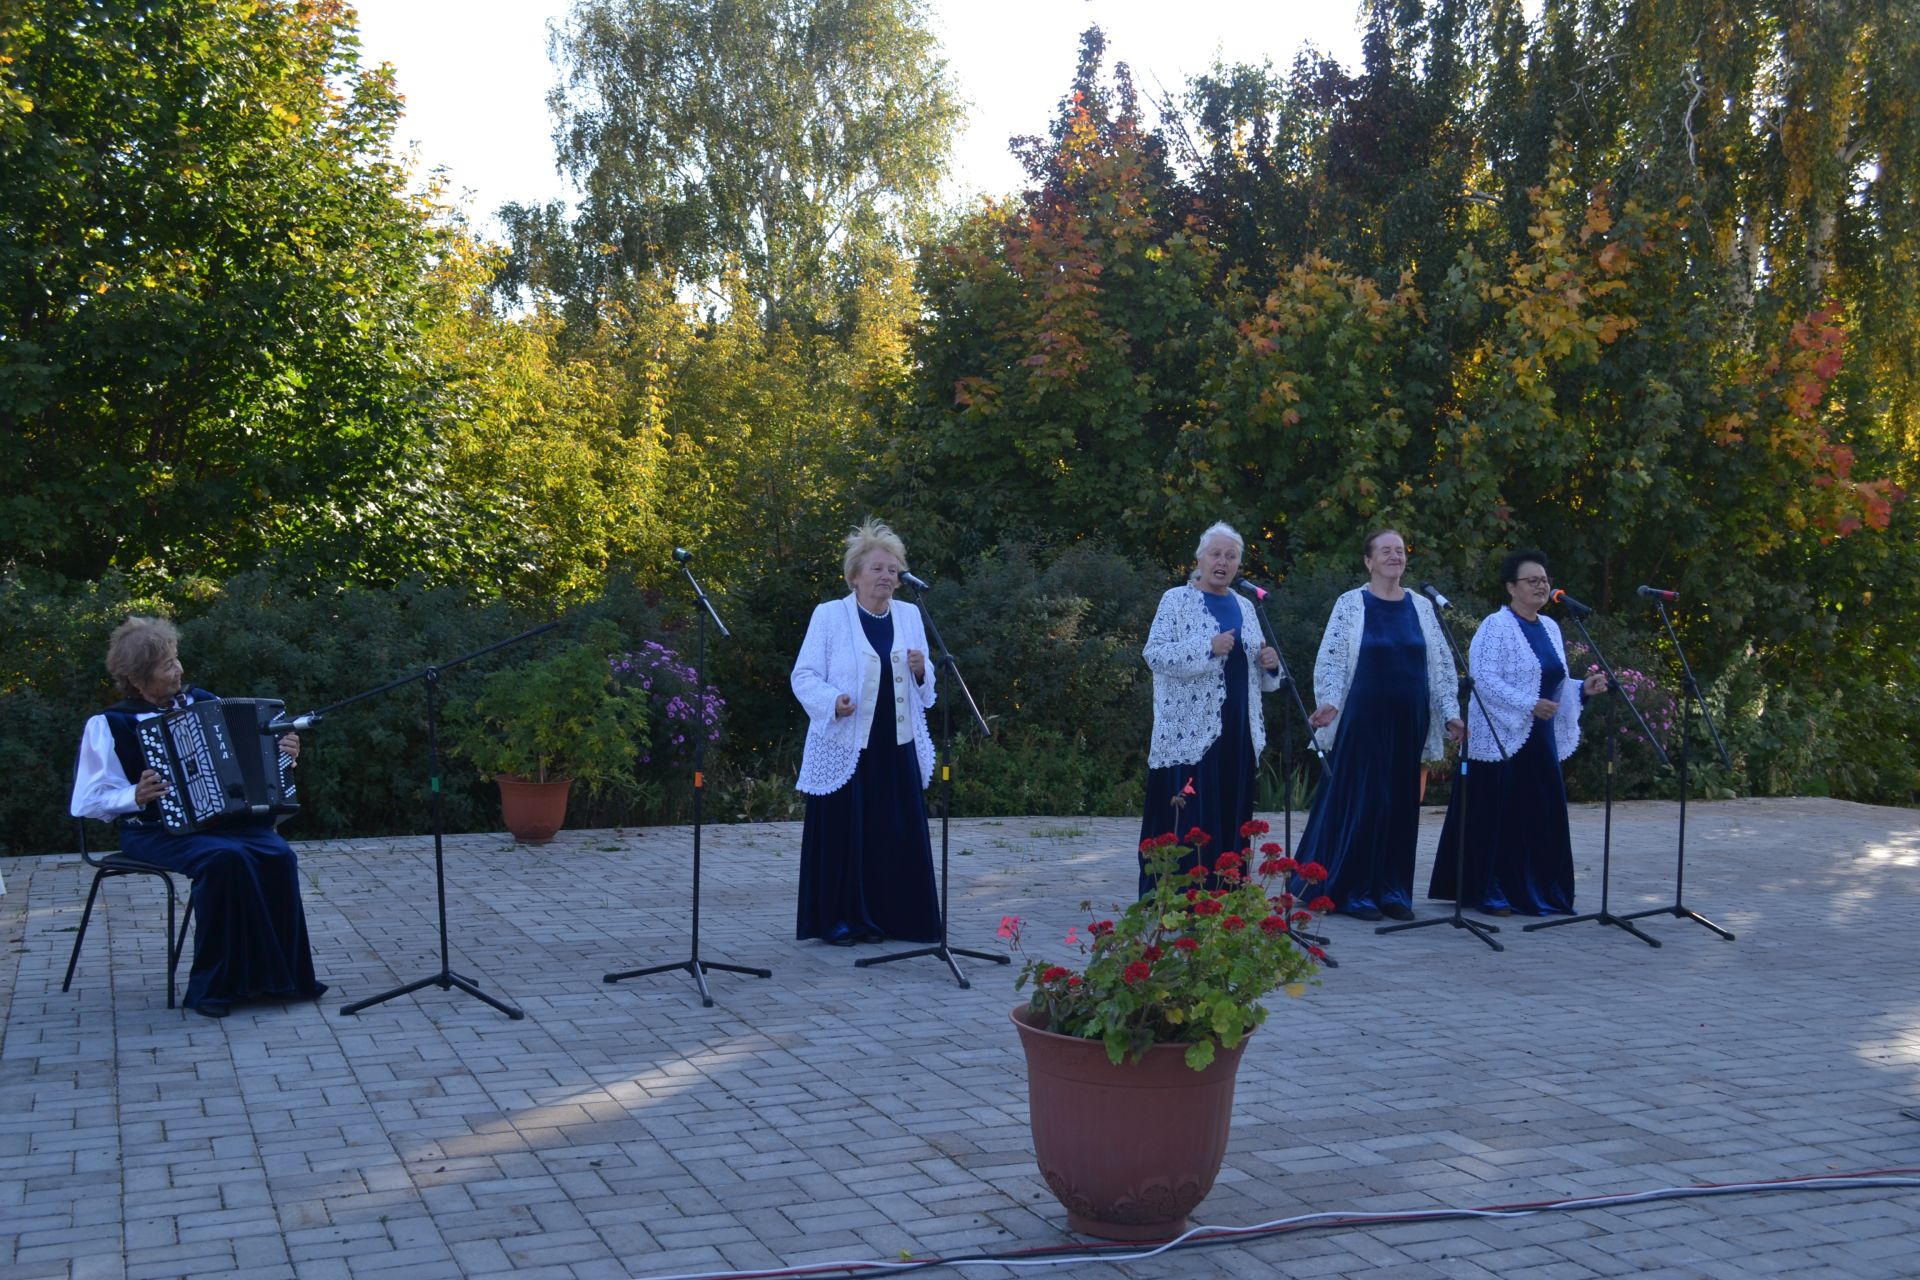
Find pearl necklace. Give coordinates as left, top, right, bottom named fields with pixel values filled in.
left=856, top=600, right=892, bottom=619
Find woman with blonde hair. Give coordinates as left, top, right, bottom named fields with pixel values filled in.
left=790, top=519, right=940, bottom=946
left=69, top=616, right=325, bottom=1017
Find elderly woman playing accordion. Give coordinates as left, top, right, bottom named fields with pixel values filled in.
left=69, top=616, right=326, bottom=1017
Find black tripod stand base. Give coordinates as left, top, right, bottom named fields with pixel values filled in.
left=1523, top=910, right=1662, bottom=947
left=340, top=969, right=525, bottom=1019
left=603, top=957, right=773, bottom=1009
left=1376, top=912, right=1504, bottom=951
left=1617, top=904, right=1735, bottom=940
left=855, top=943, right=1009, bottom=990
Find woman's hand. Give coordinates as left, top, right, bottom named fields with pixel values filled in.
left=834, top=694, right=854, bottom=718
left=1583, top=670, right=1609, bottom=697
left=1532, top=697, right=1559, bottom=720
left=907, top=648, right=927, bottom=681
left=1309, top=702, right=1338, bottom=729
left=1445, top=718, right=1466, bottom=744
left=1210, top=629, right=1237, bottom=657
left=134, top=768, right=169, bottom=806
left=1258, top=645, right=1281, bottom=673
left=279, top=732, right=301, bottom=762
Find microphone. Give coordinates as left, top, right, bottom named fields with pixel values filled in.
left=1550, top=588, right=1595, bottom=618
left=1230, top=575, right=1267, bottom=602
left=264, top=712, right=323, bottom=734
left=1419, top=582, right=1453, bottom=611
left=672, top=547, right=692, bottom=564
left=900, top=570, right=931, bottom=592
left=1637, top=585, right=1679, bottom=602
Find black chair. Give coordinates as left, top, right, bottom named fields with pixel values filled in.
left=62, top=756, right=194, bottom=1009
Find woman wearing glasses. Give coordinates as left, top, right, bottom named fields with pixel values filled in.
left=1294, top=529, right=1461, bottom=920
left=1427, top=550, right=1608, bottom=915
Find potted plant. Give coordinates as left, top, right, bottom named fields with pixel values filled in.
left=445, top=620, right=649, bottom=843
left=1006, top=819, right=1333, bottom=1240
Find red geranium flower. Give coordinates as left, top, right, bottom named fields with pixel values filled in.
left=1142, top=945, right=1164, bottom=962
left=1259, top=915, right=1287, bottom=934
left=1307, top=944, right=1327, bottom=960
left=1122, top=960, right=1152, bottom=984
left=1239, top=818, right=1270, bottom=838
left=1215, top=851, right=1242, bottom=872
left=1187, top=865, right=1209, bottom=880
left=1155, top=832, right=1179, bottom=847
left=1174, top=937, right=1199, bottom=952
left=1290, top=910, right=1312, bottom=925
left=1222, top=915, right=1245, bottom=932
left=1067, top=974, right=1082, bottom=987
left=1309, top=896, right=1336, bottom=913
left=1041, top=966, right=1071, bottom=983
left=1089, top=919, right=1114, bottom=937
left=1184, top=825, right=1211, bottom=847
left=1297, top=860, right=1330, bottom=883
left=1260, top=841, right=1282, bottom=856
left=1138, top=838, right=1157, bottom=854
left=1194, top=899, right=1224, bottom=917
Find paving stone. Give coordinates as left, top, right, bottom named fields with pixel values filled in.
left=3, top=801, right=1919, bottom=1280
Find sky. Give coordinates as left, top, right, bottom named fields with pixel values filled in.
left=351, top=1, right=1370, bottom=235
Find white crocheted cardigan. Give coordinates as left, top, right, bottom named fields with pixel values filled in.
left=1143, top=586, right=1285, bottom=769
left=1463, top=607, right=1585, bottom=763
left=1310, top=587, right=1460, bottom=761
left=791, top=594, right=937, bottom=796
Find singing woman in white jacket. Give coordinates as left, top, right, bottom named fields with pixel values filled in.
left=1137, top=522, right=1284, bottom=895
left=1293, top=528, right=1463, bottom=920
left=1427, top=549, right=1607, bottom=915
left=790, top=519, right=940, bottom=946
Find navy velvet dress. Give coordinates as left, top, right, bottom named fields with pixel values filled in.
left=1138, top=590, right=1257, bottom=897
left=1428, top=611, right=1579, bottom=915
left=101, top=692, right=325, bottom=1016
left=795, top=608, right=941, bottom=944
left=1293, top=591, right=1429, bottom=914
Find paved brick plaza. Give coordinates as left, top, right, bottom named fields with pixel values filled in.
left=3, top=797, right=1918, bottom=1279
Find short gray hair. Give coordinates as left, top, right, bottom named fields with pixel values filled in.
left=106, top=615, right=179, bottom=696
left=1187, top=522, right=1245, bottom=583
left=1193, top=522, right=1244, bottom=560
left=842, top=518, right=909, bottom=584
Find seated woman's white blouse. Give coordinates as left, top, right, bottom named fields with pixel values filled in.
left=70, top=712, right=150, bottom=821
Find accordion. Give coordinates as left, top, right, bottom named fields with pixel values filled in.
left=136, top=698, right=300, bottom=833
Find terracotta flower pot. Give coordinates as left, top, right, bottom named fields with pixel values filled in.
left=1010, top=1005, right=1249, bottom=1240
left=495, top=774, right=573, bottom=844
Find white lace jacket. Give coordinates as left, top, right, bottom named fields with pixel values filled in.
left=791, top=594, right=936, bottom=796
left=1310, top=587, right=1460, bottom=760
left=1463, top=607, right=1585, bottom=763
left=1144, top=586, right=1285, bottom=769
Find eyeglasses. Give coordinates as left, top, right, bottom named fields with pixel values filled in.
left=1515, top=575, right=1551, bottom=588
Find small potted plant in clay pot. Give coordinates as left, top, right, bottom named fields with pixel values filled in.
left=446, top=620, right=648, bottom=843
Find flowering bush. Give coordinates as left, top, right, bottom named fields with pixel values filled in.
left=610, top=640, right=725, bottom=768
left=1006, top=820, right=1332, bottom=1071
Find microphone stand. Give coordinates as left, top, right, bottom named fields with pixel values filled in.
left=1378, top=593, right=1509, bottom=951
left=1618, top=599, right=1735, bottom=940
left=605, top=559, right=772, bottom=1006
left=331, top=621, right=559, bottom=1020
left=1524, top=601, right=1670, bottom=948
left=1234, top=581, right=1333, bottom=963
left=857, top=582, right=1008, bottom=989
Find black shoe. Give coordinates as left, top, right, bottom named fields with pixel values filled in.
left=857, top=932, right=886, bottom=944
left=1344, top=905, right=1384, bottom=922
left=1380, top=902, right=1415, bottom=921
left=1484, top=906, right=1513, bottom=917
left=188, top=1001, right=230, bottom=1019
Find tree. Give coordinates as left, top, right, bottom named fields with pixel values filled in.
left=519, top=0, right=960, bottom=333
left=0, top=0, right=442, bottom=584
